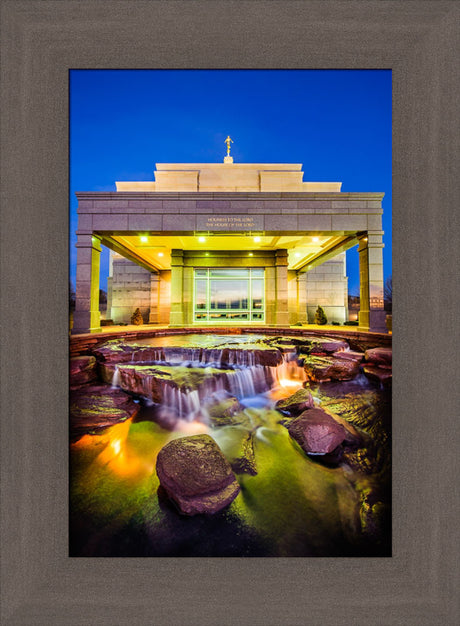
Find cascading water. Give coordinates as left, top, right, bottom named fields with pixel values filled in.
left=275, top=350, right=307, bottom=389
left=111, top=366, right=121, bottom=389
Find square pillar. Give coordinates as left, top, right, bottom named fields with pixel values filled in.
left=274, top=249, right=290, bottom=326
left=358, top=233, right=387, bottom=332
left=72, top=234, right=102, bottom=334
left=169, top=250, right=185, bottom=327
left=148, top=273, right=160, bottom=323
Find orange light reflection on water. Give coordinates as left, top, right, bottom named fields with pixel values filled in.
left=72, top=417, right=211, bottom=483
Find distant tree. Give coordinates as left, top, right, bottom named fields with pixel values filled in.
left=99, top=289, right=107, bottom=304
left=69, top=281, right=76, bottom=310
left=315, top=305, right=327, bottom=325
left=384, top=275, right=392, bottom=312
left=131, top=308, right=144, bottom=325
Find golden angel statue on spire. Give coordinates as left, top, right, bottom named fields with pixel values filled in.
left=225, top=135, right=233, bottom=156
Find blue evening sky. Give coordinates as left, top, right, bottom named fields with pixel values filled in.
left=70, top=69, right=391, bottom=294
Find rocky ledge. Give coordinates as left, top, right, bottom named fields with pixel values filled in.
left=301, top=355, right=362, bottom=382
left=156, top=434, right=241, bottom=515
left=93, top=339, right=282, bottom=367
left=70, top=384, right=139, bottom=441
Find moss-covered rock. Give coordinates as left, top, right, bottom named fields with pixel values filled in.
left=275, top=388, right=314, bottom=416
left=70, top=384, right=138, bottom=441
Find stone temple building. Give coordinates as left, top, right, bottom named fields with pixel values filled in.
left=73, top=159, right=386, bottom=333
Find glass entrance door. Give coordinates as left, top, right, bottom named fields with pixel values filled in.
left=194, top=268, right=265, bottom=322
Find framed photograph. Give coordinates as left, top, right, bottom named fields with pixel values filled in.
left=69, top=68, right=392, bottom=560
left=1, top=1, right=458, bottom=624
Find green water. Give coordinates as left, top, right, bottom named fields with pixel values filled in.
left=70, top=385, right=390, bottom=557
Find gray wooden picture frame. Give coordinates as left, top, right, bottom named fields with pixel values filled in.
left=1, top=1, right=458, bottom=624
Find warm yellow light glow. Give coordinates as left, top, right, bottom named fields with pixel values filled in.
left=158, top=252, right=164, bottom=257
left=140, top=236, right=148, bottom=243
left=198, top=236, right=206, bottom=243
left=279, top=378, right=302, bottom=389
left=253, top=236, right=261, bottom=243
left=111, top=439, right=122, bottom=455
left=249, top=252, right=253, bottom=256
left=295, top=252, right=301, bottom=258
left=312, top=236, right=319, bottom=242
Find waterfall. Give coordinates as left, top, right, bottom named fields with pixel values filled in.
left=275, top=351, right=306, bottom=388
left=162, top=385, right=201, bottom=420
left=111, top=367, right=121, bottom=389
left=225, top=365, right=269, bottom=399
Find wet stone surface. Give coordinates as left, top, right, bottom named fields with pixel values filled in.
left=155, top=434, right=241, bottom=515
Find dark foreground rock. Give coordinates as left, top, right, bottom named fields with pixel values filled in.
left=70, top=384, right=138, bottom=440
left=156, top=435, right=241, bottom=515
left=287, top=408, right=350, bottom=455
left=275, top=388, right=314, bottom=416
left=70, top=356, right=98, bottom=388
left=302, top=355, right=361, bottom=382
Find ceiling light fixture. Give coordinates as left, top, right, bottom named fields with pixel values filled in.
left=198, top=236, right=206, bottom=243
left=253, top=236, right=261, bottom=243
left=140, top=236, right=148, bottom=243
left=158, top=252, right=164, bottom=257
left=312, top=237, right=319, bottom=242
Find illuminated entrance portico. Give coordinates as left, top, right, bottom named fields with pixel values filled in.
left=73, top=161, right=387, bottom=333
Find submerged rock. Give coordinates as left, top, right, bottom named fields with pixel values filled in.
left=156, top=435, right=240, bottom=515
left=275, top=388, right=314, bottom=416
left=302, top=355, right=361, bottom=382
left=215, top=426, right=258, bottom=475
left=287, top=408, right=349, bottom=455
left=70, top=356, right=98, bottom=388
left=70, top=384, right=138, bottom=440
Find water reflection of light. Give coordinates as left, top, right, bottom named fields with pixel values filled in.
left=111, top=439, right=122, bottom=455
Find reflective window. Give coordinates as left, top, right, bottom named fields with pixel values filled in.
left=194, top=268, right=265, bottom=323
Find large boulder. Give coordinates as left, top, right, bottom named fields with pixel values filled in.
left=156, top=435, right=240, bottom=515
left=287, top=408, right=349, bottom=455
left=302, top=355, right=361, bottom=382
left=275, top=388, right=314, bottom=416
left=70, top=384, right=138, bottom=440
left=70, top=356, right=98, bottom=388
left=364, top=347, right=392, bottom=368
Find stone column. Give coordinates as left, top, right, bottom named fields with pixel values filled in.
left=274, top=249, right=290, bottom=326
left=169, top=249, right=185, bottom=327
left=297, top=272, right=308, bottom=323
left=358, top=232, right=387, bottom=332
left=148, top=273, right=160, bottom=323
left=72, top=234, right=101, bottom=334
